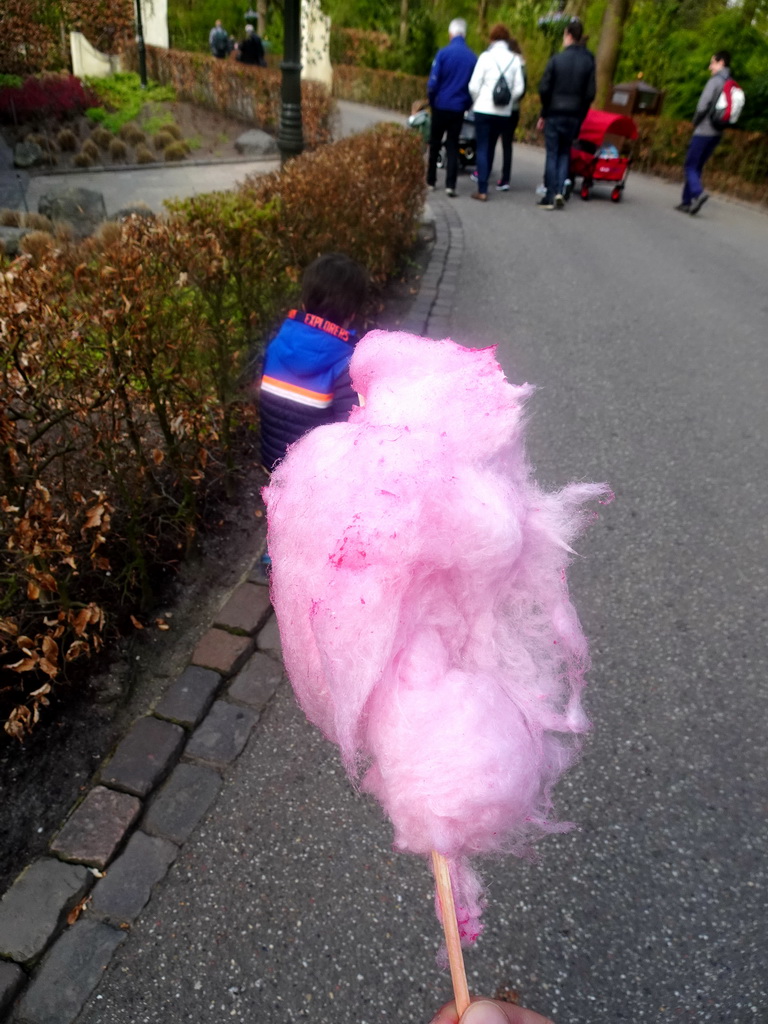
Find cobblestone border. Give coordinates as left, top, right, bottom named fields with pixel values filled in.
left=0, top=201, right=451, bottom=1024
left=0, top=567, right=280, bottom=1024
left=401, top=197, right=463, bottom=339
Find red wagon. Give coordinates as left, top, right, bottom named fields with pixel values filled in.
left=567, top=109, right=639, bottom=203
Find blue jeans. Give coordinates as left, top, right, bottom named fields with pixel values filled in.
left=474, top=112, right=509, bottom=194
left=544, top=115, right=580, bottom=201
left=682, top=134, right=720, bottom=205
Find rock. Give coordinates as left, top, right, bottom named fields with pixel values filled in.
left=112, top=205, right=156, bottom=221
left=0, top=225, right=28, bottom=257
left=37, top=187, right=107, bottom=239
left=0, top=858, right=92, bottom=966
left=234, top=129, right=278, bottom=157
left=14, top=141, right=45, bottom=168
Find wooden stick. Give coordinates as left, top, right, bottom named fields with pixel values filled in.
left=431, top=850, right=470, bottom=1017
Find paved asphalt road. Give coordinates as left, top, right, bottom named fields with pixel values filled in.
left=69, top=142, right=767, bottom=1023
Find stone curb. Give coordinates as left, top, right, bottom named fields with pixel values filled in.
left=0, top=199, right=448, bottom=1023
left=400, top=196, right=461, bottom=339
left=24, top=153, right=280, bottom=180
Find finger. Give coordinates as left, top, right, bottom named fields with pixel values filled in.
left=462, top=1000, right=555, bottom=1024
left=430, top=997, right=554, bottom=1024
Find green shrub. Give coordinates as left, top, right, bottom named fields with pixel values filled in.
left=153, top=130, right=173, bottom=151
left=22, top=213, right=53, bottom=232
left=85, top=72, right=176, bottom=133
left=119, top=122, right=139, bottom=141
left=19, top=230, right=54, bottom=265
left=91, top=126, right=113, bottom=151
left=57, top=128, right=78, bottom=151
left=123, top=125, right=147, bottom=146
left=163, top=140, right=189, bottom=161
left=163, top=122, right=183, bottom=141
left=81, top=139, right=99, bottom=160
left=109, top=137, right=128, bottom=161
left=135, top=144, right=155, bottom=163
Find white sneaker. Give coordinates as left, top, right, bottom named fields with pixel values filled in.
left=446, top=187, right=457, bottom=197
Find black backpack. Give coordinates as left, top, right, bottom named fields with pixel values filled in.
left=492, top=60, right=514, bottom=106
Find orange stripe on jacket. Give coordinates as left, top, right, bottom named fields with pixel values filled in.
left=261, top=375, right=333, bottom=404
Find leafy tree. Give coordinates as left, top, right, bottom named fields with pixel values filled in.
left=620, top=6, right=768, bottom=129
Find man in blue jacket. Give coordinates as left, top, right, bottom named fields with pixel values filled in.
left=427, top=18, right=477, bottom=197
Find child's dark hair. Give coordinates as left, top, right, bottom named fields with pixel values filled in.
left=301, top=253, right=368, bottom=326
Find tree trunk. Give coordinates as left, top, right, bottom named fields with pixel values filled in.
left=257, top=0, right=267, bottom=38
left=594, top=0, right=631, bottom=110
left=740, top=0, right=758, bottom=22
left=400, top=0, right=408, bottom=47
left=478, top=0, right=490, bottom=38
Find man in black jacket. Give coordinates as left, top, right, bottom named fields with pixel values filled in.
left=236, top=24, right=267, bottom=67
left=536, top=18, right=595, bottom=209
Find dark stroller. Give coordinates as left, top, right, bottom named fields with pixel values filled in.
left=567, top=109, right=638, bottom=202
left=407, top=106, right=477, bottom=172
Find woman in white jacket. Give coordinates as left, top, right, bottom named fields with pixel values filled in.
left=468, top=24, right=525, bottom=201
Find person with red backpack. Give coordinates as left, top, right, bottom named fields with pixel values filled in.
left=677, top=50, right=742, bottom=215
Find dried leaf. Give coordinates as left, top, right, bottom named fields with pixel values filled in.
left=65, top=639, right=90, bottom=662
left=41, top=636, right=57, bottom=662
left=130, top=615, right=144, bottom=630
left=27, top=580, right=41, bottom=600
left=83, top=503, right=105, bottom=531
left=38, top=658, right=58, bottom=679
left=4, top=717, right=26, bottom=742
left=72, top=609, right=90, bottom=635
left=9, top=656, right=39, bottom=672
left=66, top=896, right=91, bottom=925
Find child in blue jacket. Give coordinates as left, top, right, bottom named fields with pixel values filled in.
left=259, top=253, right=368, bottom=471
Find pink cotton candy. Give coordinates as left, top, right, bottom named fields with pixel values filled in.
left=264, top=331, right=610, bottom=945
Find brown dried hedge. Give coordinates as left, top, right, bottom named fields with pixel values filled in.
left=0, top=124, right=425, bottom=740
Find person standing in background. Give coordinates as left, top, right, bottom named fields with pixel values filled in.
left=236, top=24, right=267, bottom=66
left=426, top=18, right=477, bottom=198
left=676, top=51, right=732, bottom=215
left=209, top=19, right=229, bottom=58
left=468, top=24, right=525, bottom=201
left=536, top=18, right=595, bottom=209
left=499, top=36, right=527, bottom=190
